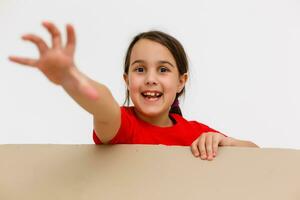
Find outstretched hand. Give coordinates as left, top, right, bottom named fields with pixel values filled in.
left=9, top=21, right=99, bottom=100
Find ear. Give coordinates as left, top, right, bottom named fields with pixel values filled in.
left=123, top=73, right=129, bottom=87
left=177, top=73, right=188, bottom=93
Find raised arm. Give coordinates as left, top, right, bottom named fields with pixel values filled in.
left=9, top=21, right=120, bottom=143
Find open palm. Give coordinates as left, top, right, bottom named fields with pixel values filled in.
left=9, top=21, right=98, bottom=99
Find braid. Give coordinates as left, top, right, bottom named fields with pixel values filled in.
left=169, top=97, right=182, bottom=116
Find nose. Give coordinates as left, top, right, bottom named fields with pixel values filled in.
left=145, top=71, right=158, bottom=85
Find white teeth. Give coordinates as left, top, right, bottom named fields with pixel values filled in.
left=143, top=92, right=162, bottom=97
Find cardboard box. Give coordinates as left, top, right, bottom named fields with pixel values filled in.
left=0, top=144, right=299, bottom=199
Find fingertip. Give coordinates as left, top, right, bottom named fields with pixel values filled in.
left=66, top=23, right=73, bottom=28
left=8, top=56, right=17, bottom=61
left=208, top=157, right=214, bottom=161
left=66, top=24, right=73, bottom=32
left=21, top=35, right=29, bottom=40
left=8, top=56, right=21, bottom=64
left=42, top=21, right=52, bottom=28
left=42, top=21, right=48, bottom=26
left=66, top=24, right=70, bottom=30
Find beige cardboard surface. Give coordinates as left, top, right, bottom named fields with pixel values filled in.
left=0, top=144, right=299, bottom=200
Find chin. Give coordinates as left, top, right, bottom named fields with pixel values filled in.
left=131, top=95, right=170, bottom=116
left=136, top=104, right=168, bottom=117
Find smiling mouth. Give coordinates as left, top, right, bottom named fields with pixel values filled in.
left=141, top=92, right=163, bottom=101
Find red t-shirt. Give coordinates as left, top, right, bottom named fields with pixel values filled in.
left=93, top=106, right=224, bottom=146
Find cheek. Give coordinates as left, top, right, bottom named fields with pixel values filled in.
left=161, top=77, right=179, bottom=93
left=128, top=76, right=142, bottom=93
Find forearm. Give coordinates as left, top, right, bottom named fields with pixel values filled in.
left=230, top=137, right=260, bottom=148
left=62, top=67, right=119, bottom=123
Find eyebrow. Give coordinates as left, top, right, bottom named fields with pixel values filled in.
left=131, top=59, right=175, bottom=67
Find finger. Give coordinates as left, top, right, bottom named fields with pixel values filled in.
left=9, top=56, right=38, bottom=67
left=65, top=24, right=76, bottom=55
left=205, top=134, right=214, bottom=160
left=22, top=34, right=49, bottom=54
left=191, top=140, right=200, bottom=157
left=198, top=135, right=207, bottom=160
left=212, top=135, right=219, bottom=157
left=42, top=21, right=62, bottom=49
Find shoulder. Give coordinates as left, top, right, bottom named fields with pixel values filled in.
left=189, top=120, right=223, bottom=135
left=170, top=113, right=189, bottom=124
left=104, top=106, right=137, bottom=144
left=170, top=113, right=201, bottom=127
left=171, top=113, right=221, bottom=133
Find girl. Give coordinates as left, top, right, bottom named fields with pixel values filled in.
left=9, top=21, right=259, bottom=161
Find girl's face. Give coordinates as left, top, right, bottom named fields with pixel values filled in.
left=124, top=39, right=188, bottom=120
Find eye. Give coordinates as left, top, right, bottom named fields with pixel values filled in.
left=134, top=66, right=144, bottom=73
left=159, top=66, right=169, bottom=73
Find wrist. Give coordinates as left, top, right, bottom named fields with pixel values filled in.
left=61, top=66, right=81, bottom=90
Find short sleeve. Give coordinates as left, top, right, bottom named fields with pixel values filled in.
left=93, top=130, right=102, bottom=144
left=190, top=121, right=227, bottom=137
left=93, top=106, right=134, bottom=144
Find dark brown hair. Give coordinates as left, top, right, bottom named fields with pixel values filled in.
left=123, top=30, right=189, bottom=116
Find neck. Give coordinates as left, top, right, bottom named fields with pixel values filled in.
left=133, top=108, right=173, bottom=127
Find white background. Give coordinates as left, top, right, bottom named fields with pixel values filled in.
left=0, top=0, right=299, bottom=148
